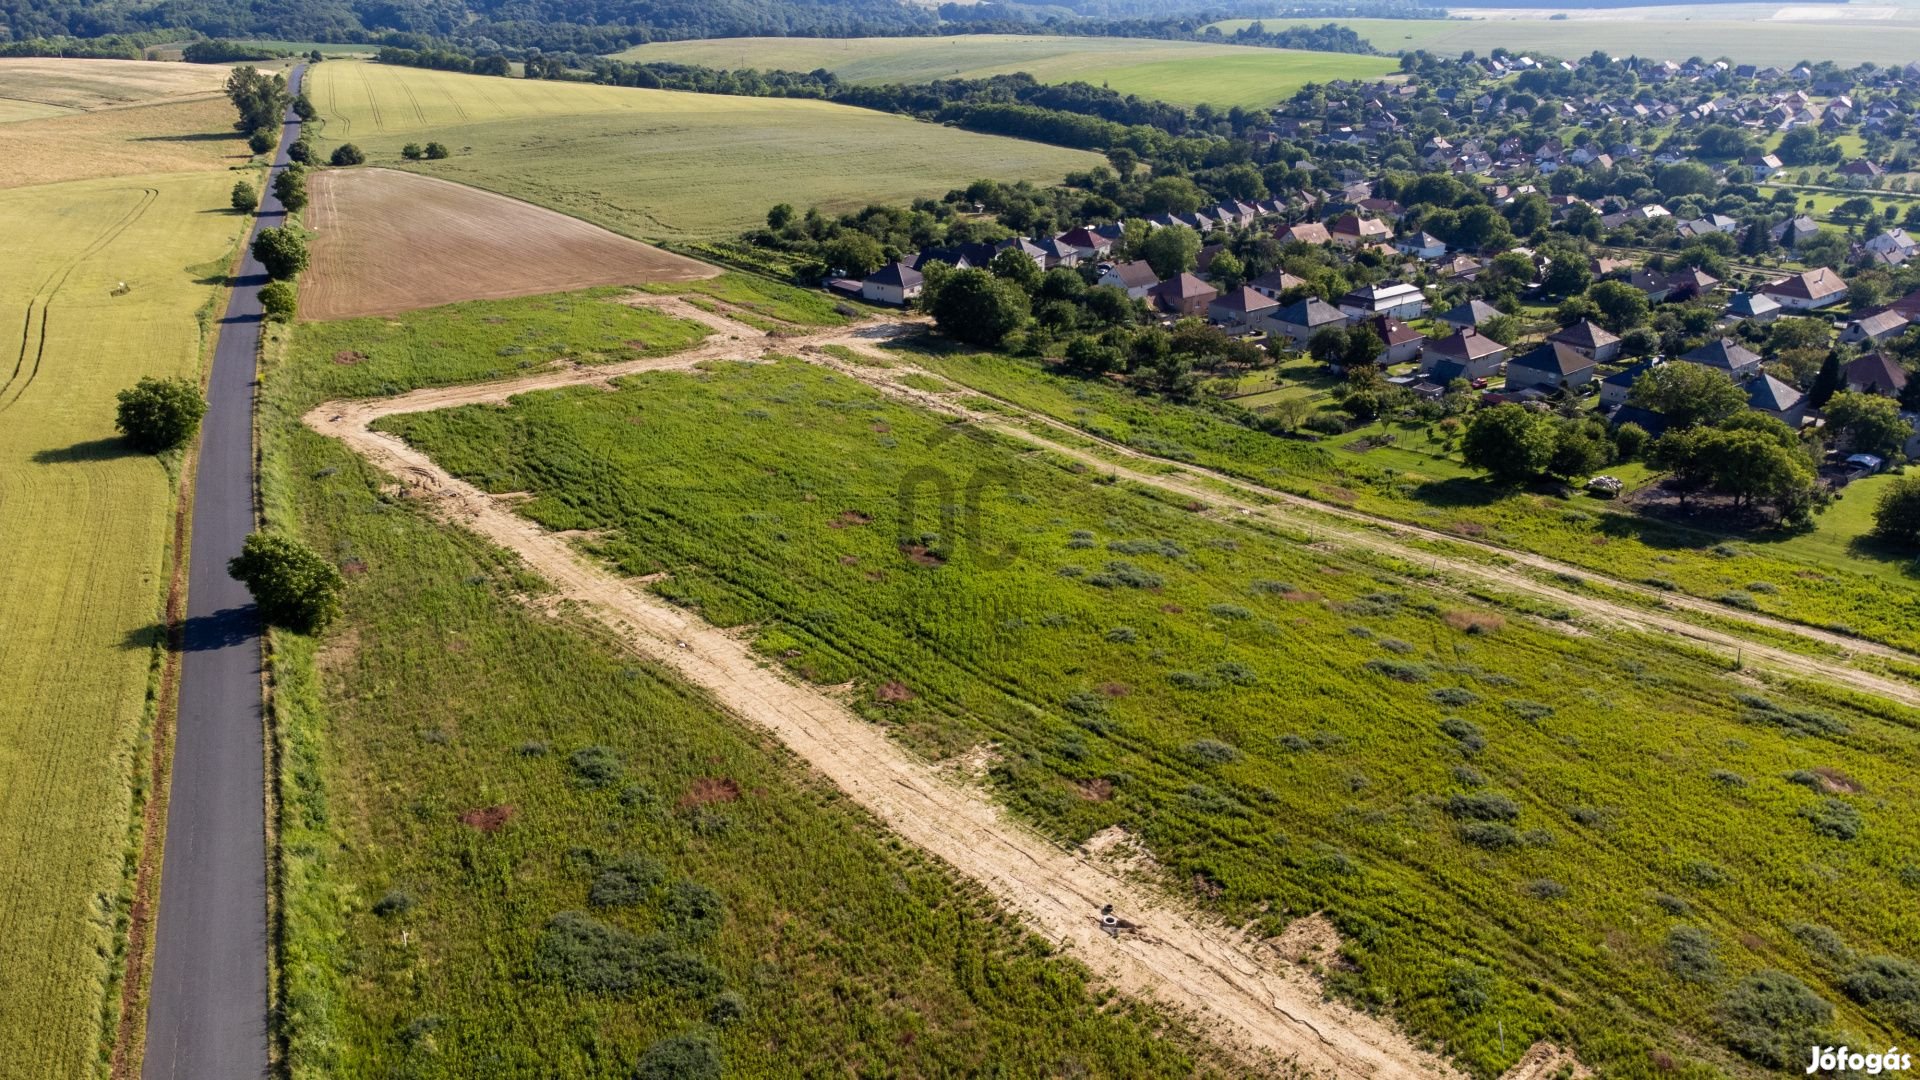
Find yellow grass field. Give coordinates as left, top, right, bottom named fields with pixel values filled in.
left=304, top=60, right=1103, bottom=241
left=0, top=97, right=249, bottom=189
left=0, top=58, right=231, bottom=117
left=0, top=170, right=251, bottom=1080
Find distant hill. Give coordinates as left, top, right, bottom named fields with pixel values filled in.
left=0, top=0, right=941, bottom=52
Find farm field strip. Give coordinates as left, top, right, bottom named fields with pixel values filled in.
left=0, top=170, right=251, bottom=1080
left=302, top=311, right=1461, bottom=1078
left=0, top=58, right=231, bottom=116
left=302, top=61, right=1103, bottom=242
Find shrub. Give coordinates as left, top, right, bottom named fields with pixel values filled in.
left=423, top=141, right=450, bottom=159
left=588, top=854, right=666, bottom=908
left=1447, top=792, right=1520, bottom=821
left=1800, top=797, right=1862, bottom=840
left=1431, top=687, right=1480, bottom=707
left=1680, top=859, right=1726, bottom=887
left=247, top=128, right=275, bottom=154
left=1364, top=659, right=1429, bottom=682
left=1666, top=926, right=1722, bottom=983
left=1167, top=670, right=1221, bottom=691
left=1709, top=769, right=1748, bottom=788
left=371, top=889, right=415, bottom=917
left=1206, top=603, right=1252, bottom=621
left=1104, top=626, right=1138, bottom=643
left=707, top=990, right=746, bottom=1026
left=532, top=912, right=721, bottom=997
left=260, top=279, right=297, bottom=322
left=634, top=1032, right=722, bottom=1080
left=1652, top=893, right=1690, bottom=916
left=401, top=142, right=424, bottom=160
left=1504, top=700, right=1553, bottom=721
left=1451, top=766, right=1485, bottom=787
left=1839, top=955, right=1920, bottom=1024
left=115, top=376, right=207, bottom=453
left=1791, top=923, right=1852, bottom=964
left=1460, top=821, right=1520, bottom=849
left=226, top=531, right=344, bottom=632
left=663, top=880, right=727, bottom=943
left=1524, top=878, right=1568, bottom=900
left=1439, top=717, right=1485, bottom=755
left=1717, top=970, right=1833, bottom=1068
left=1186, top=739, right=1242, bottom=765
left=1445, top=964, right=1493, bottom=1014
left=569, top=746, right=624, bottom=788
left=1214, top=662, right=1258, bottom=685
left=329, top=142, right=365, bottom=166
left=1086, top=560, right=1162, bottom=589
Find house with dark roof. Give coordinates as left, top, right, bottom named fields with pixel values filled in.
left=1261, top=296, right=1349, bottom=347
left=1759, top=268, right=1847, bottom=311
left=1724, top=291, right=1781, bottom=325
left=1149, top=273, right=1218, bottom=316
left=1438, top=299, right=1503, bottom=331
left=1366, top=315, right=1425, bottom=364
left=1746, top=373, right=1808, bottom=427
left=1665, top=267, right=1721, bottom=302
left=1768, top=215, right=1822, bottom=248
left=1096, top=260, right=1160, bottom=299
left=1600, top=359, right=1660, bottom=408
left=1546, top=319, right=1621, bottom=363
left=1678, top=337, right=1763, bottom=376
left=1248, top=269, right=1307, bottom=300
left=1031, top=236, right=1079, bottom=268
left=1207, top=286, right=1280, bottom=334
left=1845, top=352, right=1910, bottom=397
left=1505, top=343, right=1598, bottom=393
left=1609, top=403, right=1672, bottom=437
left=860, top=262, right=924, bottom=306
left=1056, top=227, right=1113, bottom=261
left=1420, top=327, right=1509, bottom=380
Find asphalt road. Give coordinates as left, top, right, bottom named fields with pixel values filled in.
left=142, top=64, right=303, bottom=1080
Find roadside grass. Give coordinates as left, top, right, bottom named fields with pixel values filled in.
left=259, top=333, right=1209, bottom=1080
left=287, top=288, right=710, bottom=400
left=637, top=273, right=850, bottom=328
left=0, top=171, right=251, bottom=1080
left=613, top=34, right=1400, bottom=109
left=377, top=350, right=1920, bottom=1076
left=894, top=346, right=1920, bottom=651
left=302, top=60, right=1102, bottom=243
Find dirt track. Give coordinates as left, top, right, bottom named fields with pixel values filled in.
left=304, top=300, right=1914, bottom=1076
left=301, top=169, right=717, bottom=320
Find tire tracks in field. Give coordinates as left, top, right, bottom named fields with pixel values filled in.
left=303, top=313, right=1468, bottom=1079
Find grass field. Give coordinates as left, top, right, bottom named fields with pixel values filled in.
left=0, top=95, right=248, bottom=189
left=258, top=295, right=1214, bottom=1078
left=302, top=60, right=1103, bottom=242
left=1210, top=15, right=1920, bottom=67
left=0, top=58, right=229, bottom=119
left=614, top=34, right=1401, bottom=109
left=360, top=322, right=1920, bottom=1076
left=0, top=171, right=252, bottom=1080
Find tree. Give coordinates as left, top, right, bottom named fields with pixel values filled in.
left=230, top=180, right=258, bottom=213
left=223, top=66, right=289, bottom=134
left=1462, top=404, right=1557, bottom=481
left=252, top=226, right=309, bottom=280
left=1139, top=225, right=1201, bottom=279
left=1871, top=475, right=1920, bottom=547
left=1062, top=334, right=1121, bottom=375
left=1655, top=161, right=1717, bottom=200
left=291, top=93, right=316, bottom=122
left=765, top=203, right=794, bottom=231
left=821, top=234, right=885, bottom=279
left=1588, top=280, right=1651, bottom=333
left=1808, top=352, right=1844, bottom=409
left=987, top=247, right=1040, bottom=290
left=1794, top=229, right=1849, bottom=272
left=115, top=377, right=207, bottom=453
left=329, top=143, right=365, bottom=166
left=273, top=166, right=307, bottom=216
left=1209, top=250, right=1245, bottom=291
left=1307, top=327, right=1349, bottom=366
left=1549, top=417, right=1615, bottom=478
left=1628, top=363, right=1747, bottom=429
left=1824, top=391, right=1908, bottom=457
left=929, top=269, right=1029, bottom=348
left=227, top=532, right=345, bottom=633
left=1342, top=324, right=1384, bottom=370
left=423, top=142, right=450, bottom=160
left=248, top=129, right=275, bottom=155
left=1540, top=253, right=1591, bottom=297
left=260, top=279, right=297, bottom=322
left=401, top=142, right=425, bottom=161
left=286, top=137, right=313, bottom=165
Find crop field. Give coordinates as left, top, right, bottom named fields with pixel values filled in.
left=615, top=34, right=1402, bottom=109
left=0, top=95, right=247, bottom=189
left=1209, top=15, right=1920, bottom=68
left=363, top=335, right=1920, bottom=1076
left=302, top=60, right=1103, bottom=243
left=303, top=169, right=718, bottom=320
left=894, top=347, right=1920, bottom=654
left=0, top=170, right=251, bottom=1080
left=0, top=58, right=230, bottom=120
left=257, top=308, right=1213, bottom=1078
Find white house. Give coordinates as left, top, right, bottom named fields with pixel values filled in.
left=860, top=262, right=923, bottom=306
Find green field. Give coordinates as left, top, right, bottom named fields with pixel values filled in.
left=258, top=293, right=1214, bottom=1078
left=1210, top=15, right=1920, bottom=68
left=302, top=60, right=1103, bottom=242
left=0, top=171, right=251, bottom=1080
left=358, top=319, right=1920, bottom=1076
left=615, top=34, right=1401, bottom=109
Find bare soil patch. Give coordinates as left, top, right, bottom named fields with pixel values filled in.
left=677, top=776, right=741, bottom=808
left=458, top=804, right=516, bottom=831
left=302, top=169, right=718, bottom=320
left=1270, top=911, right=1342, bottom=966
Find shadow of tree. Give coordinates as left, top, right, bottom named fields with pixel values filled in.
left=31, top=437, right=138, bottom=464
left=122, top=607, right=258, bottom=653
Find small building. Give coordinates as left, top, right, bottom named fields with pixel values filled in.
left=1769, top=215, right=1822, bottom=248
left=1367, top=315, right=1426, bottom=365
left=1438, top=299, right=1503, bottom=331
left=1546, top=319, right=1622, bottom=363
left=1845, top=352, right=1909, bottom=397
left=1746, top=372, right=1809, bottom=427
left=1056, top=226, right=1113, bottom=261
left=1274, top=222, right=1332, bottom=246
left=1097, top=261, right=1160, bottom=299
left=1261, top=296, right=1349, bottom=347
left=1842, top=309, right=1910, bottom=346
left=1505, top=342, right=1598, bottom=393
left=1421, top=326, right=1508, bottom=380
left=860, top=262, right=923, bottom=306
left=1149, top=273, right=1218, bottom=316
left=1207, top=286, right=1280, bottom=333
left=1247, top=269, right=1308, bottom=300
left=1337, top=281, right=1427, bottom=320
left=1396, top=231, right=1448, bottom=259
left=1724, top=291, right=1781, bottom=325
left=1759, top=268, right=1847, bottom=311
left=1678, top=336, right=1763, bottom=377
left=1329, top=213, right=1393, bottom=247
left=1600, top=359, right=1660, bottom=409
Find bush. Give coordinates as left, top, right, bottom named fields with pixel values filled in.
left=1364, top=658, right=1429, bottom=682
left=260, top=279, right=297, bottom=322
left=226, top=531, right=344, bottom=632
left=588, top=854, right=665, bottom=908
left=1839, top=954, right=1920, bottom=1023
left=569, top=746, right=624, bottom=788
left=247, top=128, right=275, bottom=154
left=1431, top=687, right=1480, bottom=707
left=1718, top=970, right=1833, bottom=1068
left=1666, top=925, right=1722, bottom=983
left=1186, top=739, right=1242, bottom=765
left=1800, top=797, right=1862, bottom=840
left=230, top=179, right=258, bottom=213
left=532, top=912, right=722, bottom=997
left=115, top=376, right=207, bottom=452
left=371, top=889, right=415, bottom=917
left=664, top=881, right=728, bottom=943
left=329, top=142, right=365, bottom=166
left=1446, top=792, right=1520, bottom=822
left=1460, top=821, right=1521, bottom=849
left=401, top=142, right=424, bottom=160
left=1439, top=717, right=1485, bottom=755
left=1872, top=475, right=1920, bottom=547
left=634, top=1032, right=722, bottom=1080
left=423, top=141, right=450, bottom=159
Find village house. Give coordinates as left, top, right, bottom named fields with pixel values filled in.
left=1207, top=286, right=1279, bottom=334
left=1746, top=373, right=1809, bottom=427
left=1546, top=319, right=1622, bottom=363
left=1262, top=296, right=1349, bottom=347
left=1367, top=315, right=1425, bottom=364
left=1678, top=337, right=1764, bottom=376
left=1421, top=326, right=1509, bottom=380
left=1505, top=342, right=1598, bottom=394
left=1329, top=213, right=1393, bottom=247
left=860, top=262, right=923, bottom=306
left=1769, top=215, right=1822, bottom=248
left=1724, top=292, right=1781, bottom=325
left=1438, top=299, right=1504, bottom=331
left=1395, top=231, right=1448, bottom=259
left=1097, top=261, right=1160, bottom=299
left=1056, top=226, right=1113, bottom=262
left=1600, top=359, right=1661, bottom=409
left=1759, top=267, right=1847, bottom=310
left=1337, top=281, right=1428, bottom=320
left=1247, top=269, right=1308, bottom=300
left=1846, top=352, right=1910, bottom=397
left=1842, top=309, right=1911, bottom=345
left=1274, top=221, right=1333, bottom=246
left=1149, top=273, right=1218, bottom=317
